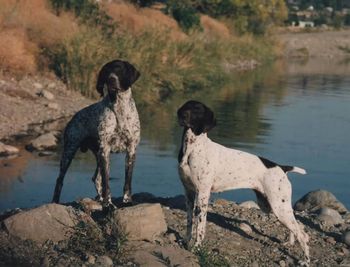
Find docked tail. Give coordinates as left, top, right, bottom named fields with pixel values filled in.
left=281, top=165, right=307, bottom=175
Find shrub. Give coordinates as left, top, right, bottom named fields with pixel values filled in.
left=165, top=0, right=201, bottom=32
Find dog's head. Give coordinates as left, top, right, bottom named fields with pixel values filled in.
left=96, top=60, right=140, bottom=101
left=177, top=100, right=216, bottom=135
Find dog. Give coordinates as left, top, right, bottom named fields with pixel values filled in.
left=52, top=60, right=140, bottom=207
left=177, top=100, right=310, bottom=264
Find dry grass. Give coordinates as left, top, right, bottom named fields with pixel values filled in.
left=102, top=1, right=186, bottom=40
left=0, top=0, right=78, bottom=74
left=0, top=28, right=37, bottom=74
left=200, top=15, right=231, bottom=40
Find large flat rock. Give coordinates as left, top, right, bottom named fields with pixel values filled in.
left=3, top=204, right=87, bottom=244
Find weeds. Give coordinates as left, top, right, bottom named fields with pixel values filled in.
left=194, top=245, right=230, bottom=267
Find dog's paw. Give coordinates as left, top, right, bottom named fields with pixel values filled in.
left=123, top=193, right=133, bottom=204
left=102, top=200, right=117, bottom=213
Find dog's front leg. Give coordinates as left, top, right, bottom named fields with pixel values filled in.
left=97, top=146, right=113, bottom=208
left=123, top=148, right=136, bottom=203
left=190, top=189, right=211, bottom=248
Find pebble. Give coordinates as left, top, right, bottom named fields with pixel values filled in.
left=95, top=255, right=113, bottom=267
left=47, top=103, right=60, bottom=110
left=239, top=201, right=260, bottom=209
left=343, top=231, right=350, bottom=246
left=37, top=89, right=54, bottom=100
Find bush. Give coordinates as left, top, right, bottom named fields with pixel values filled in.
left=165, top=0, right=201, bottom=32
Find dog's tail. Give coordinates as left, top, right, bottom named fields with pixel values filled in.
left=282, top=165, right=307, bottom=175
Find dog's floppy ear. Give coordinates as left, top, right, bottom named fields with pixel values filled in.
left=96, top=61, right=115, bottom=97
left=192, top=104, right=216, bottom=135
left=123, top=61, right=140, bottom=89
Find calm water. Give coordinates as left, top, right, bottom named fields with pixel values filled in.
left=1, top=59, right=350, bottom=212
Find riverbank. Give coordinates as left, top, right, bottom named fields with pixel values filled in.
left=0, top=192, right=349, bottom=266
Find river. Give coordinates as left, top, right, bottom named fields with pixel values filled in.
left=1, top=58, right=349, bottom=212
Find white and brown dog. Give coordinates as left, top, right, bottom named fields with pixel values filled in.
left=177, top=100, right=310, bottom=264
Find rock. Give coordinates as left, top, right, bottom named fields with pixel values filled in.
left=239, top=201, right=260, bottom=209
left=94, top=255, right=113, bottom=267
left=111, top=203, right=167, bottom=242
left=33, top=82, right=44, bottom=90
left=0, top=142, right=19, bottom=157
left=3, top=204, right=87, bottom=244
left=294, top=190, right=348, bottom=214
left=317, top=207, right=344, bottom=226
left=343, top=231, right=350, bottom=246
left=214, top=198, right=232, bottom=207
left=79, top=198, right=103, bottom=213
left=38, top=151, right=54, bottom=157
left=239, top=223, right=253, bottom=235
left=26, top=132, right=58, bottom=151
left=46, top=102, right=60, bottom=110
left=37, top=89, right=54, bottom=100
left=131, top=243, right=199, bottom=267
left=86, top=254, right=96, bottom=264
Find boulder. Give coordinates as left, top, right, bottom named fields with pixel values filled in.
left=316, top=208, right=344, bottom=226
left=26, top=132, right=59, bottom=151
left=111, top=203, right=167, bottom=242
left=0, top=142, right=19, bottom=157
left=294, top=190, right=348, bottom=214
left=3, top=204, right=87, bottom=244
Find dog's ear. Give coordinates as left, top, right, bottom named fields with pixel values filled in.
left=123, top=61, right=140, bottom=89
left=192, top=104, right=216, bottom=135
left=96, top=62, right=113, bottom=97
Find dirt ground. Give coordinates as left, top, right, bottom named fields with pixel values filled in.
left=278, top=29, right=350, bottom=59
left=0, top=74, right=92, bottom=141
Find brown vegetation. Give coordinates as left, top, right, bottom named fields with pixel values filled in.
left=0, top=0, right=77, bottom=74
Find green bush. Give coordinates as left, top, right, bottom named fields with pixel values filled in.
left=165, top=0, right=201, bottom=32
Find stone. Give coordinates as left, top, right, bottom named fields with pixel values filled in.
left=111, top=203, right=167, bottom=242
left=317, top=207, right=344, bottom=226
left=26, top=132, right=58, bottom=151
left=47, top=102, right=60, bottom=110
left=3, top=204, right=87, bottom=244
left=214, top=198, right=232, bottom=207
left=37, top=89, right=54, bottom=100
left=294, top=190, right=348, bottom=214
left=0, top=142, right=19, bottom=157
left=343, top=231, right=350, bottom=246
left=94, top=255, right=113, bottom=267
left=239, top=201, right=260, bottom=209
left=79, top=198, right=103, bottom=213
left=33, top=82, right=44, bottom=90
left=131, top=242, right=199, bottom=267
left=239, top=223, right=253, bottom=235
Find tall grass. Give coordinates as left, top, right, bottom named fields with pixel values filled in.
left=0, top=0, right=278, bottom=103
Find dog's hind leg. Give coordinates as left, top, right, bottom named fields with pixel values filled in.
left=52, top=142, right=79, bottom=203
left=263, top=172, right=310, bottom=265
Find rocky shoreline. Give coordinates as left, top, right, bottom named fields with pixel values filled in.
left=0, top=190, right=350, bottom=267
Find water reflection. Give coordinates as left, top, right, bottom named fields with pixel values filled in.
left=1, top=59, right=350, bottom=212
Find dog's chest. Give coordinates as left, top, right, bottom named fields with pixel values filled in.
left=110, top=98, right=140, bottom=152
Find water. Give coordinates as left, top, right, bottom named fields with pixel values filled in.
left=1, top=59, right=350, bottom=212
